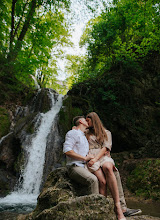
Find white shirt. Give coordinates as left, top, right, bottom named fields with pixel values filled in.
left=63, top=129, right=89, bottom=167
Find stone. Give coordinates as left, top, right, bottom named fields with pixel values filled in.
left=20, top=167, right=116, bottom=220
left=17, top=167, right=160, bottom=220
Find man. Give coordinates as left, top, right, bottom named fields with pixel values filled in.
left=63, top=116, right=142, bottom=217
left=63, top=116, right=99, bottom=194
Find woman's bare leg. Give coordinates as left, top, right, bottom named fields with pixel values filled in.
left=102, top=162, right=125, bottom=220
left=93, top=168, right=107, bottom=197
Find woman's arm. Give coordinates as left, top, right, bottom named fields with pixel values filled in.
left=103, top=130, right=112, bottom=151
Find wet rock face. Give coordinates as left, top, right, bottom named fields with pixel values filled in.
left=28, top=88, right=58, bottom=114
left=42, top=114, right=64, bottom=187
left=0, top=169, right=17, bottom=197
left=0, top=132, right=21, bottom=171
left=0, top=132, right=22, bottom=196
left=23, top=167, right=116, bottom=220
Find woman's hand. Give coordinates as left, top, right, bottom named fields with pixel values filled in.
left=85, top=154, right=94, bottom=162
left=87, top=158, right=97, bottom=167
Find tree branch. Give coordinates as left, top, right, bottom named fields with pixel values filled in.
left=13, top=0, right=29, bottom=39
left=9, top=0, right=17, bottom=52
left=18, top=0, right=36, bottom=42
left=8, top=0, right=37, bottom=61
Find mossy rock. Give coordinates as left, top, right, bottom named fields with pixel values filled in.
left=22, top=167, right=115, bottom=220
left=14, top=112, right=38, bottom=135
left=13, top=150, right=25, bottom=173
left=0, top=169, right=17, bottom=196
left=0, top=107, right=10, bottom=138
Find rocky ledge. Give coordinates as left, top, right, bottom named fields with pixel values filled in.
left=17, top=167, right=160, bottom=220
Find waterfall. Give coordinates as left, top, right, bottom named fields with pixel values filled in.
left=0, top=91, right=63, bottom=212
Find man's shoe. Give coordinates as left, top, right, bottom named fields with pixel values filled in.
left=123, top=208, right=142, bottom=217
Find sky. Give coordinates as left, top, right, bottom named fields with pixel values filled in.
left=56, top=23, right=87, bottom=80
left=56, top=0, right=111, bottom=81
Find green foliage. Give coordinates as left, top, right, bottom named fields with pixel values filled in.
left=70, top=0, right=160, bottom=83
left=65, top=55, right=90, bottom=88
left=127, top=159, right=160, bottom=200
left=0, top=0, right=111, bottom=94
left=0, top=0, right=71, bottom=92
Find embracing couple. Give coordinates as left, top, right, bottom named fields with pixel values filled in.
left=63, top=112, right=141, bottom=220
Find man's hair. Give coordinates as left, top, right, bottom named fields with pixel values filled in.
left=73, top=116, right=85, bottom=126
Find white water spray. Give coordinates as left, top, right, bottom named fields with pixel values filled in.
left=0, top=92, right=63, bottom=210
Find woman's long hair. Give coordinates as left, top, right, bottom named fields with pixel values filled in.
left=86, top=112, right=108, bottom=144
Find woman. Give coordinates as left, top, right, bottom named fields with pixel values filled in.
left=85, top=112, right=126, bottom=220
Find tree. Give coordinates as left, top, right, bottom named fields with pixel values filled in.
left=0, top=0, right=71, bottom=88
left=78, top=0, right=160, bottom=79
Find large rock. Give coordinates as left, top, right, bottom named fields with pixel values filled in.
left=20, top=167, right=116, bottom=220
left=17, top=167, right=160, bottom=220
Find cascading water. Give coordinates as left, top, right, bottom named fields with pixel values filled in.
left=0, top=91, right=63, bottom=213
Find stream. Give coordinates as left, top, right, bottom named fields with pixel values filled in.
left=0, top=199, right=160, bottom=220
left=126, top=199, right=160, bottom=218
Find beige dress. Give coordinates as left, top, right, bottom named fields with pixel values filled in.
left=86, top=130, right=115, bottom=172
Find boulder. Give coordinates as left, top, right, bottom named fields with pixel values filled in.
left=17, top=167, right=160, bottom=220
left=21, top=167, right=116, bottom=220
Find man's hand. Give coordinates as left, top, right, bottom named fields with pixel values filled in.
left=85, top=154, right=94, bottom=162
left=87, top=158, right=97, bottom=167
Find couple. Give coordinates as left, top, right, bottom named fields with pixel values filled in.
left=63, top=112, right=141, bottom=220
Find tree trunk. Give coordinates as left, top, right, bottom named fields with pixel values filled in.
left=9, top=0, right=17, bottom=53
left=7, top=0, right=37, bottom=62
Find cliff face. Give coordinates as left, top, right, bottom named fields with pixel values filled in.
left=59, top=62, right=160, bottom=156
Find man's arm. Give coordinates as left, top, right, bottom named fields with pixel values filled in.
left=65, top=150, right=94, bottom=162
left=63, top=130, right=94, bottom=162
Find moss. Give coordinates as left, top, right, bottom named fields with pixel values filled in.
left=0, top=107, right=10, bottom=138
left=26, top=122, right=35, bottom=134
left=22, top=89, right=35, bottom=106
left=127, top=159, right=160, bottom=200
